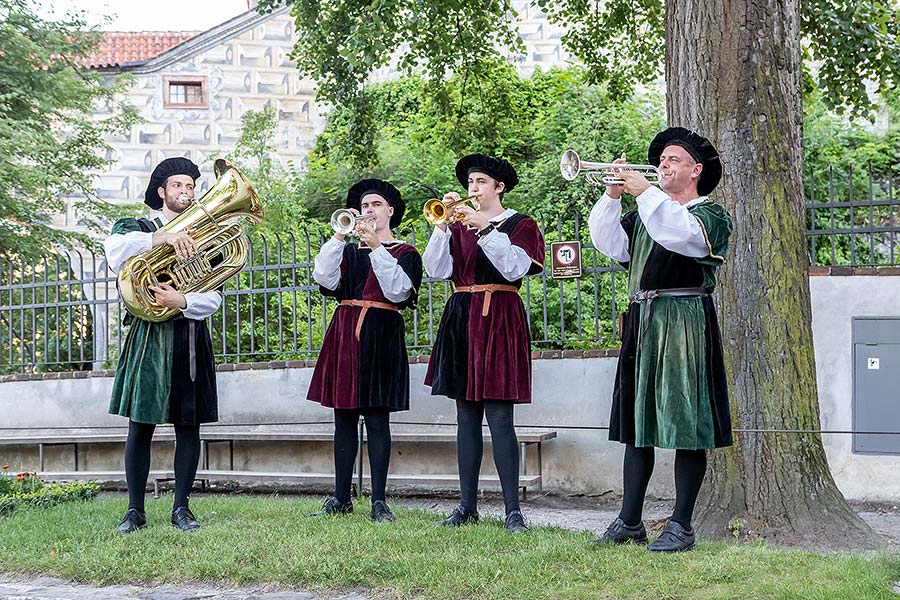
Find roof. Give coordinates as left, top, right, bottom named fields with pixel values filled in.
left=81, top=8, right=289, bottom=74
left=84, top=32, right=199, bottom=69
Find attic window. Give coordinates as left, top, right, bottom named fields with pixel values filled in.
left=163, top=76, right=208, bottom=109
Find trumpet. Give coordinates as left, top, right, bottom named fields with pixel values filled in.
left=330, top=209, right=376, bottom=235
left=560, top=149, right=662, bottom=187
left=423, top=194, right=480, bottom=226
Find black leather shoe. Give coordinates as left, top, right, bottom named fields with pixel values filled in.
left=648, top=520, right=696, bottom=552
left=371, top=500, right=396, bottom=522
left=115, top=508, right=147, bottom=533
left=171, top=506, right=200, bottom=531
left=308, top=496, right=353, bottom=517
left=504, top=510, right=528, bottom=533
left=438, top=505, right=479, bottom=526
left=589, top=517, right=648, bottom=545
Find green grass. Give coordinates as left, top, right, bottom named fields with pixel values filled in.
left=0, top=496, right=898, bottom=599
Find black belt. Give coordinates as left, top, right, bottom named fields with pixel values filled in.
left=630, top=287, right=709, bottom=333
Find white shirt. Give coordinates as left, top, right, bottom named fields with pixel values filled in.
left=312, top=237, right=414, bottom=304
left=103, top=215, right=223, bottom=320
left=587, top=186, right=711, bottom=262
left=422, top=208, right=535, bottom=281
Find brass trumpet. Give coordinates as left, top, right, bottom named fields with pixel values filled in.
left=560, top=149, right=662, bottom=186
left=422, top=194, right=480, bottom=226
left=330, top=209, right=375, bottom=236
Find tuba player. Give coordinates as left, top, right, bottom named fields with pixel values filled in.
left=104, top=157, right=222, bottom=533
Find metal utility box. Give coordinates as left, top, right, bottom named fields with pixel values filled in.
left=853, top=317, right=900, bottom=454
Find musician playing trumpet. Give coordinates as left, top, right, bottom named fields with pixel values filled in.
left=586, top=127, right=733, bottom=552
left=104, top=157, right=222, bottom=534
left=423, top=154, right=544, bottom=533
left=307, top=179, right=422, bottom=522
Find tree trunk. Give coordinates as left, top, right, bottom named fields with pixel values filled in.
left=665, top=0, right=880, bottom=549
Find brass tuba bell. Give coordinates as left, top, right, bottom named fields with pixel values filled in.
left=117, top=159, right=264, bottom=323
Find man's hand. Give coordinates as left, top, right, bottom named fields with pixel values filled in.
left=618, top=170, right=652, bottom=197
left=149, top=283, right=187, bottom=309
left=604, top=153, right=628, bottom=199
left=456, top=205, right=490, bottom=233
left=356, top=219, right=381, bottom=250
left=153, top=231, right=197, bottom=260
left=436, top=192, right=461, bottom=231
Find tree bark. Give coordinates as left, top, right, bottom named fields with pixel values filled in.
left=665, top=0, right=880, bottom=549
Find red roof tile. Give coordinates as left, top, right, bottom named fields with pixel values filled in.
left=84, top=31, right=199, bottom=69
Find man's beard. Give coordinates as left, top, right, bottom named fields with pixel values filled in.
left=164, top=193, right=192, bottom=213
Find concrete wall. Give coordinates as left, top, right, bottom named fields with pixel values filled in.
left=1, top=275, right=898, bottom=501
left=809, top=275, right=900, bottom=500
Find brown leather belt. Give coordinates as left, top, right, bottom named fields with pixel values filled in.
left=340, top=299, right=399, bottom=340
left=454, top=284, right=518, bottom=317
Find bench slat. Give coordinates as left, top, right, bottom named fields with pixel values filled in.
left=195, top=469, right=542, bottom=488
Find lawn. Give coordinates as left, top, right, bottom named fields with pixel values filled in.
left=0, top=496, right=898, bottom=600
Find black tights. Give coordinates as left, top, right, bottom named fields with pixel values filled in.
left=333, top=408, right=392, bottom=505
left=124, top=420, right=201, bottom=512
left=618, top=444, right=707, bottom=529
left=456, top=400, right=520, bottom=515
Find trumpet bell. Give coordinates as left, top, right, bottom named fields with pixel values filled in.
left=560, top=149, right=581, bottom=181
left=423, top=198, right=448, bottom=225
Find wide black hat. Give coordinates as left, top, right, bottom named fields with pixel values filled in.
left=345, top=179, right=405, bottom=229
left=455, top=153, right=518, bottom=192
left=144, top=157, right=201, bottom=210
left=648, top=127, right=722, bottom=196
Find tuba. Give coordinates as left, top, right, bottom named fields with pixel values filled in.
left=117, top=159, right=264, bottom=323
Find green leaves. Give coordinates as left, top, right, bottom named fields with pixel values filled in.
left=802, top=0, right=900, bottom=117
left=0, top=0, right=140, bottom=258
left=266, top=0, right=900, bottom=121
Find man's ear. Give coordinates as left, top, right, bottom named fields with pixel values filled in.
left=496, top=181, right=506, bottom=194
left=158, top=186, right=166, bottom=201
left=692, top=163, right=703, bottom=181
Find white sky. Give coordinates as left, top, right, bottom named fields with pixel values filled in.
left=35, top=0, right=252, bottom=31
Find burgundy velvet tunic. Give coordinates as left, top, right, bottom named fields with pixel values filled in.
left=425, top=213, right=544, bottom=403
left=307, top=242, right=422, bottom=411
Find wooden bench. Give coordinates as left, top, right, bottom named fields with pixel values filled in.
left=2, top=426, right=557, bottom=499
left=199, top=428, right=557, bottom=499
left=0, top=433, right=175, bottom=471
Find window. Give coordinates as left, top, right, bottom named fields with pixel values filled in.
left=162, top=76, right=208, bottom=109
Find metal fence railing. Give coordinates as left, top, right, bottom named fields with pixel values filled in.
left=2, top=172, right=898, bottom=373
left=806, top=169, right=899, bottom=266
left=0, top=216, right=627, bottom=373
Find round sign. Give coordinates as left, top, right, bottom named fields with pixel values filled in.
left=555, top=244, right=576, bottom=265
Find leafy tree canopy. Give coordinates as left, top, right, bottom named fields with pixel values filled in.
left=259, top=0, right=900, bottom=121
left=0, top=0, right=139, bottom=258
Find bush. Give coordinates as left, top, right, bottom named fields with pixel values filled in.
left=0, top=466, right=99, bottom=516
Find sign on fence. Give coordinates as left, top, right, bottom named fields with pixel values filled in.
left=551, top=241, right=582, bottom=279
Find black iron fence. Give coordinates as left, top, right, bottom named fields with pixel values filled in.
left=2, top=173, right=898, bottom=373
left=806, top=169, right=899, bottom=266
left=0, top=216, right=628, bottom=373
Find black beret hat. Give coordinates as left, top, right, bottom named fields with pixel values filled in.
left=345, top=179, right=405, bottom=229
left=144, top=157, right=201, bottom=210
left=455, top=154, right=519, bottom=192
left=648, top=127, right=722, bottom=196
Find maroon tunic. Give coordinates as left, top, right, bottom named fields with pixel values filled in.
left=307, top=242, right=422, bottom=411
left=425, top=213, right=544, bottom=403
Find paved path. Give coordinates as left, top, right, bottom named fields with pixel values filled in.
left=0, top=577, right=374, bottom=600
